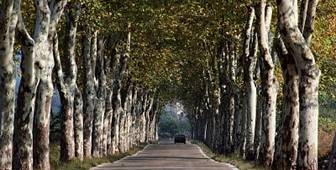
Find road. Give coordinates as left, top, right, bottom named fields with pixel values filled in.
left=91, top=140, right=238, bottom=170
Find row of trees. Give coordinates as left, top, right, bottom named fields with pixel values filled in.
left=0, top=1, right=162, bottom=170
left=187, top=0, right=335, bottom=170
left=1, top=0, right=335, bottom=170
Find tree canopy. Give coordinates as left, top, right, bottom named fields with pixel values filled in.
left=66, top=0, right=336, bottom=111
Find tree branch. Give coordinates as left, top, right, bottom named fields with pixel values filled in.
left=303, top=0, right=318, bottom=45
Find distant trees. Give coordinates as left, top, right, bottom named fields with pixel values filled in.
left=159, top=110, right=191, bottom=137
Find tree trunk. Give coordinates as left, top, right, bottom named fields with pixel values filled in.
left=227, top=42, right=237, bottom=153
left=145, top=95, right=154, bottom=143
left=129, top=84, right=135, bottom=149
left=33, top=22, right=52, bottom=170
left=111, top=52, right=122, bottom=153
left=242, top=7, right=257, bottom=159
left=55, top=4, right=80, bottom=161
left=33, top=41, right=55, bottom=169
left=118, top=98, right=125, bottom=153
left=92, top=35, right=106, bottom=158
left=103, top=89, right=112, bottom=156
left=0, top=0, right=19, bottom=169
left=113, top=28, right=130, bottom=152
left=53, top=32, right=75, bottom=161
left=155, top=115, right=159, bottom=141
left=278, top=1, right=320, bottom=169
left=273, top=38, right=299, bottom=170
left=32, top=1, right=67, bottom=169
left=135, top=89, right=144, bottom=144
left=119, top=85, right=127, bottom=153
left=234, top=91, right=242, bottom=152
left=211, top=113, right=216, bottom=149
left=218, top=40, right=228, bottom=153
left=33, top=41, right=54, bottom=170
left=124, top=82, right=133, bottom=151
left=140, top=92, right=148, bottom=143
left=258, top=2, right=278, bottom=166
left=130, top=87, right=138, bottom=147
left=245, top=71, right=257, bottom=160
left=111, top=91, right=121, bottom=154
left=74, top=86, right=83, bottom=160
left=254, top=81, right=263, bottom=161
left=106, top=45, right=118, bottom=155
left=12, top=6, right=36, bottom=170
left=240, top=96, right=247, bottom=157
left=83, top=34, right=94, bottom=158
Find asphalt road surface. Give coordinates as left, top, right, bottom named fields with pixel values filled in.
left=91, top=140, right=238, bottom=170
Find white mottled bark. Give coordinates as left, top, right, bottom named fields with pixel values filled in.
left=242, top=7, right=257, bottom=159
left=140, top=92, right=148, bottom=143
left=227, top=42, right=237, bottom=153
left=103, top=89, right=112, bottom=155
left=115, top=55, right=128, bottom=152
left=106, top=46, right=118, bottom=155
left=274, top=38, right=299, bottom=170
left=145, top=95, right=154, bottom=142
left=74, top=86, right=83, bottom=160
left=278, top=0, right=320, bottom=169
left=299, top=0, right=318, bottom=45
left=83, top=34, right=94, bottom=158
left=258, top=2, right=278, bottom=166
left=111, top=52, right=121, bottom=154
left=13, top=10, right=36, bottom=170
left=135, top=89, right=145, bottom=144
left=33, top=1, right=67, bottom=169
left=149, top=99, right=159, bottom=142
left=92, top=36, right=106, bottom=158
left=124, top=82, right=133, bottom=151
left=53, top=32, right=75, bottom=161
left=119, top=85, right=127, bottom=153
left=0, top=0, right=19, bottom=169
left=55, top=3, right=80, bottom=161
left=130, top=87, right=138, bottom=147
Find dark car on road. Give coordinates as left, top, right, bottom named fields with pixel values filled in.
left=174, top=134, right=186, bottom=144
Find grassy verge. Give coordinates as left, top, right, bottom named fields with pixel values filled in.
left=192, top=141, right=267, bottom=170
left=50, top=143, right=146, bottom=170
left=318, top=116, right=336, bottom=169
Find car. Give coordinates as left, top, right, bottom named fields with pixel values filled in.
left=174, top=134, right=186, bottom=144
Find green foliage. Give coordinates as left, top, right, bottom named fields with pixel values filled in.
left=159, top=111, right=191, bottom=136
left=319, top=116, right=336, bottom=132
left=71, top=1, right=252, bottom=105
left=313, top=0, right=336, bottom=100
left=20, top=0, right=336, bottom=117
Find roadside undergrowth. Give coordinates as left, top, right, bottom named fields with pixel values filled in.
left=192, top=141, right=267, bottom=170
left=50, top=143, right=146, bottom=170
